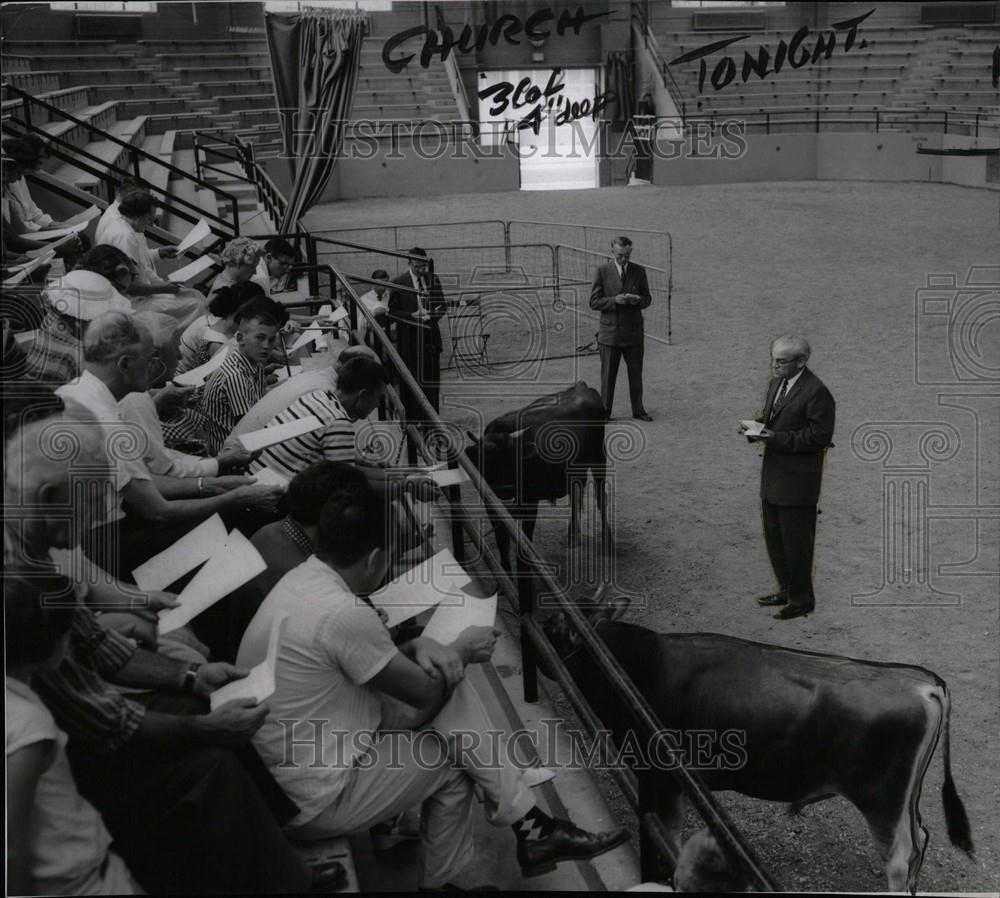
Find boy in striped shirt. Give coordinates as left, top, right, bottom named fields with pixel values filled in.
left=251, top=355, right=387, bottom=477
left=199, top=297, right=287, bottom=455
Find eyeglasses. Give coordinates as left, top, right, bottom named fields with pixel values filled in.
left=772, top=357, right=801, bottom=366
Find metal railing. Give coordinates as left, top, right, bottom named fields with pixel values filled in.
left=632, top=1, right=687, bottom=123
left=434, top=3, right=473, bottom=122
left=2, top=83, right=242, bottom=236
left=309, top=251, right=779, bottom=889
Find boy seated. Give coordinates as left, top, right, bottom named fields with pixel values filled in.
left=197, top=295, right=288, bottom=455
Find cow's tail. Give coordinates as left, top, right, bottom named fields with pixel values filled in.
left=935, top=682, right=975, bottom=857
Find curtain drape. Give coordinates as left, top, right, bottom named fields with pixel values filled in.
left=264, top=8, right=365, bottom=232
left=604, top=51, right=634, bottom=127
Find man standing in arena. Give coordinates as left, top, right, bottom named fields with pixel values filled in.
left=589, top=236, right=653, bottom=421
left=743, top=335, right=836, bottom=621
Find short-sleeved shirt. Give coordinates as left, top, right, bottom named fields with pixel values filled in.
left=197, top=349, right=268, bottom=455
left=117, top=390, right=219, bottom=478
left=249, top=388, right=355, bottom=478
left=6, top=677, right=136, bottom=895
left=237, top=555, right=397, bottom=827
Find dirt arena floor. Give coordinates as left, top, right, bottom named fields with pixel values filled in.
left=307, top=180, right=999, bottom=893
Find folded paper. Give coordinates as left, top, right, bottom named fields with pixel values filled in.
left=210, top=613, right=289, bottom=710
left=238, top=415, right=324, bottom=453
left=369, top=549, right=472, bottom=628
left=132, top=514, right=228, bottom=592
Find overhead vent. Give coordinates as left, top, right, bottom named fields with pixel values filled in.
left=692, top=11, right=767, bottom=32
left=920, top=4, right=996, bottom=25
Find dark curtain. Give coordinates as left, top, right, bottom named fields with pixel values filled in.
left=604, top=51, right=634, bottom=127
left=264, top=8, right=365, bottom=232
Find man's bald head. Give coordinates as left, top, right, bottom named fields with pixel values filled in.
left=770, top=334, right=811, bottom=362
left=83, top=311, right=143, bottom=364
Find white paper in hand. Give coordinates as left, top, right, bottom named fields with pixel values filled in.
left=741, top=419, right=765, bottom=437
left=288, top=320, right=326, bottom=354
left=210, top=613, right=289, bottom=710
left=63, top=205, right=100, bottom=227
left=176, top=218, right=212, bottom=253
left=421, top=592, right=497, bottom=646
left=238, top=415, right=324, bottom=453
left=158, top=529, right=268, bottom=634
left=253, top=467, right=291, bottom=488
left=369, top=549, right=472, bottom=628
left=131, top=514, right=228, bottom=591
left=168, top=255, right=216, bottom=283
left=427, top=467, right=470, bottom=488
left=173, top=347, right=228, bottom=386
left=29, top=220, right=89, bottom=241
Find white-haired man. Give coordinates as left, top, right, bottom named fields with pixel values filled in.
left=742, top=334, right=836, bottom=621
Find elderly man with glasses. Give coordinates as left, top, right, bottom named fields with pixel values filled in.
left=741, top=334, right=836, bottom=621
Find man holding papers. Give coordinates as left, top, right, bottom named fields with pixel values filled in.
left=740, top=335, right=836, bottom=621
left=239, top=479, right=627, bottom=889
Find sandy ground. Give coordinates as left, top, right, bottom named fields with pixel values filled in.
left=306, top=180, right=999, bottom=892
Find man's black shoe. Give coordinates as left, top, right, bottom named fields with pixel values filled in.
left=633, top=411, right=653, bottom=422
left=309, top=860, right=347, bottom=893
left=517, top=819, right=629, bottom=876
left=756, top=592, right=788, bottom=607
left=774, top=604, right=814, bottom=621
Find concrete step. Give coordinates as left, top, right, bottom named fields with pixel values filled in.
left=51, top=113, right=148, bottom=195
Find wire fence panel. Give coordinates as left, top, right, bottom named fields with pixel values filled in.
left=555, top=244, right=673, bottom=346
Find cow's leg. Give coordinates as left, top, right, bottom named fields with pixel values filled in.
left=486, top=502, right=511, bottom=572
left=568, top=477, right=583, bottom=547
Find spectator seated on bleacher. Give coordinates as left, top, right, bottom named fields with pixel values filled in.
left=18, top=269, right=130, bottom=384
left=238, top=479, right=628, bottom=889
left=175, top=281, right=256, bottom=375
left=2, top=139, right=84, bottom=262
left=98, top=189, right=204, bottom=332
left=94, top=176, right=141, bottom=245
left=73, top=244, right=185, bottom=377
left=249, top=354, right=387, bottom=478
left=358, top=267, right=392, bottom=351
left=56, top=312, right=283, bottom=585
left=256, top=237, right=298, bottom=296
left=209, top=235, right=266, bottom=298
left=5, top=569, right=141, bottom=897
left=196, top=295, right=288, bottom=456
left=3, top=411, right=340, bottom=894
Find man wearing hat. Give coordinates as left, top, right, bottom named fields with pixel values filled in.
left=19, top=269, right=131, bottom=384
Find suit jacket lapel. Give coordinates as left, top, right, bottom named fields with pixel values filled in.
left=770, top=368, right=812, bottom=422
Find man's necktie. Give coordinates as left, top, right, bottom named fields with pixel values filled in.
left=770, top=379, right=788, bottom=421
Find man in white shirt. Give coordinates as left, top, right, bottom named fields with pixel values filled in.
left=239, top=481, right=628, bottom=889
left=255, top=237, right=297, bottom=295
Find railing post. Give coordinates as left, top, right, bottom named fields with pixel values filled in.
left=194, top=139, right=202, bottom=182
left=975, top=113, right=979, bottom=138
left=517, top=551, right=539, bottom=703
left=944, top=110, right=949, bottom=134
left=638, top=774, right=660, bottom=882
left=875, top=109, right=880, bottom=133
left=815, top=108, right=820, bottom=133
left=766, top=111, right=770, bottom=135
left=22, top=96, right=32, bottom=129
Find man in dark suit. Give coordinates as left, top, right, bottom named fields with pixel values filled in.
left=589, top=236, right=653, bottom=421
left=387, top=247, right=446, bottom=422
left=743, top=335, right=836, bottom=621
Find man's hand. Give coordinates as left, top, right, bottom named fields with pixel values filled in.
left=193, top=662, right=249, bottom=698
left=196, top=699, right=269, bottom=745
left=138, top=590, right=179, bottom=612
left=158, top=246, right=179, bottom=259
left=453, top=626, right=500, bottom=665
left=408, top=636, right=465, bottom=689
left=614, top=294, right=629, bottom=305
left=97, top=610, right=158, bottom=648
left=153, top=382, right=198, bottom=416
left=231, top=483, right=285, bottom=515
left=203, top=474, right=256, bottom=495
left=217, top=439, right=255, bottom=473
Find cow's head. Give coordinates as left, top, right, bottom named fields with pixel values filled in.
left=539, top=585, right=631, bottom=678
left=464, top=427, right=533, bottom=500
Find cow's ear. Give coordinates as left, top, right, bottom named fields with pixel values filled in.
left=608, top=594, right=631, bottom=621
left=508, top=427, right=529, bottom=441
left=465, top=430, right=478, bottom=448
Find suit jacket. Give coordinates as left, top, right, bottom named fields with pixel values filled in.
left=759, top=367, right=835, bottom=506
left=387, top=270, right=446, bottom=357
left=589, top=261, right=652, bottom=347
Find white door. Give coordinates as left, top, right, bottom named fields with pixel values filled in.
left=477, top=67, right=601, bottom=191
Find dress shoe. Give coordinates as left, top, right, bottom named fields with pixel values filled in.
left=756, top=592, right=788, bottom=607
left=309, top=860, right=347, bottom=893
left=774, top=603, right=814, bottom=621
left=517, top=819, right=629, bottom=876
left=633, top=411, right=653, bottom=422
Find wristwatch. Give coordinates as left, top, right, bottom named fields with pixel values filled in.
left=181, top=662, right=202, bottom=695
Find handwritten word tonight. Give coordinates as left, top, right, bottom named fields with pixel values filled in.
left=669, top=9, right=875, bottom=93
left=382, top=5, right=609, bottom=73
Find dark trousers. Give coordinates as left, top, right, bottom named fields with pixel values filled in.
left=761, top=500, right=817, bottom=609
left=66, top=706, right=310, bottom=894
left=599, top=341, right=645, bottom=417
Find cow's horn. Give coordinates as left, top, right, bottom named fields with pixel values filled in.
left=591, top=583, right=607, bottom=606
left=508, top=427, right=529, bottom=441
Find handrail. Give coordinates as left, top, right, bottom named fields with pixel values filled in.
left=684, top=106, right=995, bottom=135
left=434, top=4, right=472, bottom=122
left=324, top=259, right=779, bottom=891
left=3, top=83, right=242, bottom=234
left=632, top=1, right=687, bottom=123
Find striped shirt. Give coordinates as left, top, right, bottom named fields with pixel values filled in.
left=33, top=607, right=146, bottom=756
left=20, top=310, right=84, bottom=385
left=250, top=388, right=355, bottom=477
left=198, top=348, right=268, bottom=455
